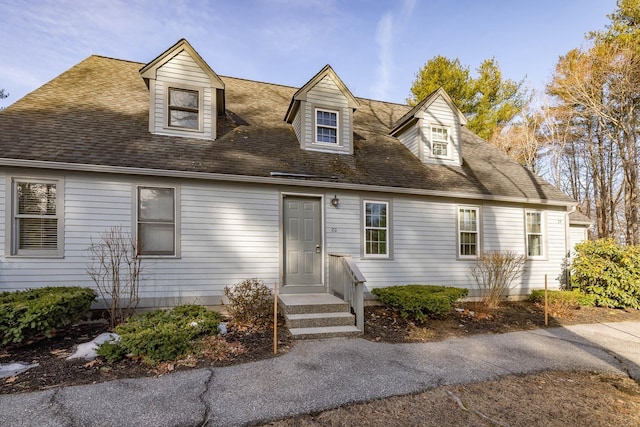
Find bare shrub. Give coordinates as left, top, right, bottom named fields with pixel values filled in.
left=471, top=250, right=526, bottom=308
left=223, top=278, right=273, bottom=329
left=86, top=226, right=142, bottom=328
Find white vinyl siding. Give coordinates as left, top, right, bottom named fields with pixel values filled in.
left=0, top=171, right=569, bottom=303
left=458, top=206, right=479, bottom=258
left=0, top=174, right=280, bottom=306
left=303, top=75, right=352, bottom=154
left=421, top=95, right=462, bottom=166
left=9, top=177, right=63, bottom=257
left=397, top=124, right=419, bottom=158
left=569, top=225, right=588, bottom=255
left=152, top=51, right=215, bottom=139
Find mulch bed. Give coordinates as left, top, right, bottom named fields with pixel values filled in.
left=2, top=301, right=640, bottom=395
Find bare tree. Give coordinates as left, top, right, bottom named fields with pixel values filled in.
left=86, top=226, right=142, bottom=328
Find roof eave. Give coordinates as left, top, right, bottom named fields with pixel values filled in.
left=0, top=157, right=576, bottom=208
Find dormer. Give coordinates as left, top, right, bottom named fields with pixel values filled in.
left=390, top=87, right=467, bottom=167
left=140, top=39, right=225, bottom=140
left=284, top=65, right=360, bottom=155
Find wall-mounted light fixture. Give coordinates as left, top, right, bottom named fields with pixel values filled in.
left=330, top=195, right=340, bottom=207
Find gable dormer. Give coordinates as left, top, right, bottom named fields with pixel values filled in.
left=390, top=87, right=467, bottom=167
left=140, top=39, right=225, bottom=140
left=284, top=65, right=360, bottom=155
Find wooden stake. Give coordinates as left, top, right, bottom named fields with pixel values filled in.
left=544, top=274, right=548, bottom=326
left=273, top=281, right=278, bottom=354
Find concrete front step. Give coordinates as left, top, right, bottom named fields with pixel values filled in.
left=278, top=293, right=349, bottom=315
left=286, top=312, right=355, bottom=328
left=288, top=325, right=362, bottom=340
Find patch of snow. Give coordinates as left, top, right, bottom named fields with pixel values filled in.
left=0, top=362, right=39, bottom=378
left=218, top=322, right=227, bottom=335
left=66, top=332, right=120, bottom=361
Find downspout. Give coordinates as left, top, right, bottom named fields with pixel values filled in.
left=564, top=205, right=578, bottom=289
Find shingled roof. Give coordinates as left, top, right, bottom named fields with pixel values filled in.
left=0, top=55, right=574, bottom=205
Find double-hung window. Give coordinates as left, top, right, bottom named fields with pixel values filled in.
left=363, top=200, right=390, bottom=258
left=137, top=186, right=177, bottom=256
left=168, top=87, right=200, bottom=130
left=431, top=125, right=449, bottom=158
left=458, top=207, right=479, bottom=257
left=315, top=108, right=338, bottom=144
left=12, top=178, right=62, bottom=256
left=526, top=211, right=544, bottom=257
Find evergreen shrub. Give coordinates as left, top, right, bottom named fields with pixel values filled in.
left=98, top=304, right=221, bottom=364
left=372, top=285, right=468, bottom=323
left=571, top=239, right=640, bottom=309
left=0, top=286, right=96, bottom=346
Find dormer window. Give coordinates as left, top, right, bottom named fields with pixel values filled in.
left=431, top=125, right=449, bottom=158
left=315, top=108, right=339, bottom=144
left=168, top=87, right=201, bottom=130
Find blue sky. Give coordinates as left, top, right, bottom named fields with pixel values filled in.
left=1, top=0, right=616, bottom=109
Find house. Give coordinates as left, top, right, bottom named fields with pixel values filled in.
left=0, top=40, right=588, bottom=335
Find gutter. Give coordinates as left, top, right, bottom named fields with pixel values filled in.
left=0, top=157, right=575, bottom=208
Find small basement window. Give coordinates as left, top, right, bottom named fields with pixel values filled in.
left=168, top=87, right=200, bottom=130
left=315, top=108, right=338, bottom=144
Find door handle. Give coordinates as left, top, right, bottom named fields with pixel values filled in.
left=316, top=245, right=321, bottom=253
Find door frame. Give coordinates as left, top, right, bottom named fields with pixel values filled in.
left=280, top=192, right=325, bottom=294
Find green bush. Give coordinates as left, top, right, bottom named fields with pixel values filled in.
left=372, top=285, right=468, bottom=323
left=224, top=278, right=273, bottom=328
left=0, top=286, right=96, bottom=346
left=528, top=289, right=596, bottom=307
left=571, top=239, right=640, bottom=309
left=98, top=304, right=221, bottom=364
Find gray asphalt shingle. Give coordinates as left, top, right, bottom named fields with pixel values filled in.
left=0, top=55, right=574, bottom=204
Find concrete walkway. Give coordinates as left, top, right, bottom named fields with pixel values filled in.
left=1, top=321, right=639, bottom=427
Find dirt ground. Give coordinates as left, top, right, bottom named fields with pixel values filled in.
left=264, top=370, right=640, bottom=427
left=2, top=301, right=640, bottom=426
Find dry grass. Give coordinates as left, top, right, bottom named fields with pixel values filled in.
left=264, top=371, right=640, bottom=426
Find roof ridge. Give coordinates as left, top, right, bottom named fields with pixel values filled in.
left=89, top=54, right=144, bottom=65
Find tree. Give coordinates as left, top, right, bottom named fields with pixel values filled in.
left=408, top=56, right=529, bottom=141
left=545, top=0, right=640, bottom=244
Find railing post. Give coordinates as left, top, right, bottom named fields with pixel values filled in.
left=355, top=281, right=364, bottom=331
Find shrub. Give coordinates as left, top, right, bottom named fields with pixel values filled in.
left=528, top=289, right=596, bottom=318
left=528, top=289, right=596, bottom=307
left=372, top=285, right=468, bottom=323
left=571, top=239, right=640, bottom=309
left=97, top=304, right=221, bottom=364
left=85, top=226, right=143, bottom=328
left=223, top=278, right=273, bottom=328
left=471, top=250, right=526, bottom=308
left=0, top=286, right=96, bottom=346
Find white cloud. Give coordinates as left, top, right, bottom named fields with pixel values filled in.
left=371, top=0, right=416, bottom=100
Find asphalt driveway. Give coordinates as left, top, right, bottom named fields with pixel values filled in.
left=1, top=321, right=639, bottom=427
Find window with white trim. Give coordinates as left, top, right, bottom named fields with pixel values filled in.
left=364, top=200, right=389, bottom=257
left=315, top=108, right=338, bottom=144
left=431, top=125, right=449, bottom=157
left=137, top=186, right=176, bottom=256
left=12, top=178, right=62, bottom=256
left=458, top=207, right=479, bottom=257
left=526, top=211, right=544, bottom=257
left=168, top=87, right=200, bottom=130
